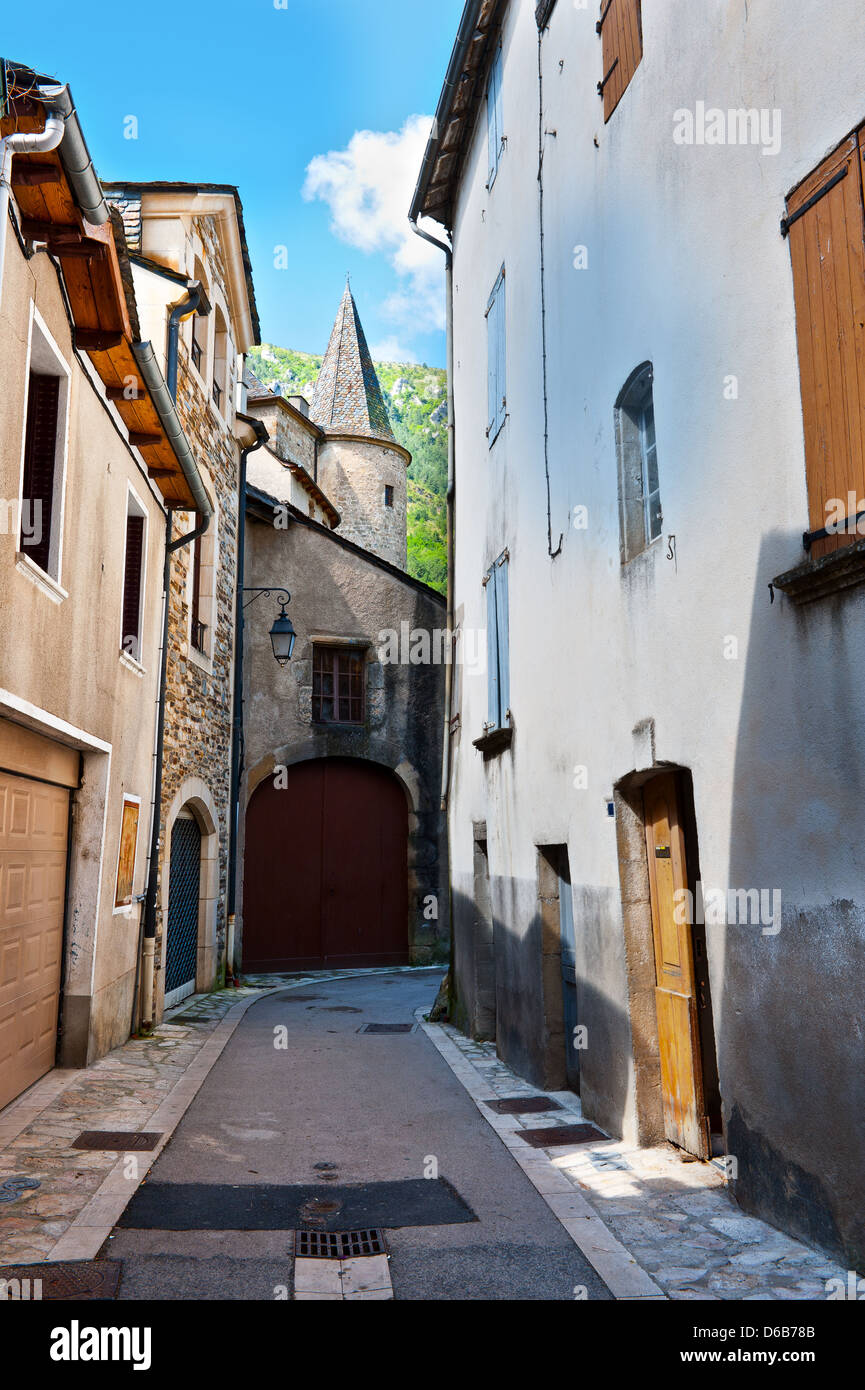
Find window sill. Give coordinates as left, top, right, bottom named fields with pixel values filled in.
left=15, top=553, right=67, bottom=604
left=189, top=644, right=213, bottom=674
left=772, top=536, right=865, bottom=605
left=472, top=724, right=513, bottom=758
left=119, top=651, right=146, bottom=678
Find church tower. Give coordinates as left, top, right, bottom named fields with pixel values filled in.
left=310, top=281, right=409, bottom=569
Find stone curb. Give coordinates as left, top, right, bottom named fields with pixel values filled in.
left=415, top=1010, right=665, bottom=1302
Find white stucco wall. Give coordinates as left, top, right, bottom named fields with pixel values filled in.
left=446, top=0, right=865, bottom=1263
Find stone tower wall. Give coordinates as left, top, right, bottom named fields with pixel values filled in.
left=317, top=436, right=408, bottom=569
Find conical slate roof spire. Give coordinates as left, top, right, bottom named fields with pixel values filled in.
left=311, top=280, right=396, bottom=442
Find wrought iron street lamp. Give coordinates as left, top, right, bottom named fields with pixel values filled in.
left=243, top=588, right=296, bottom=666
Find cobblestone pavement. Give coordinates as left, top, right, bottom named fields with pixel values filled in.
left=0, top=968, right=434, bottom=1267
left=428, top=1023, right=848, bottom=1302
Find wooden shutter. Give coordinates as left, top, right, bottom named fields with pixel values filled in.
left=785, top=133, right=865, bottom=560
left=487, top=47, right=503, bottom=187
left=487, top=271, right=506, bottom=442
left=485, top=566, right=500, bottom=728
left=21, top=373, right=60, bottom=573
left=122, top=515, right=144, bottom=656
left=598, top=0, right=643, bottom=123
left=494, top=554, right=510, bottom=723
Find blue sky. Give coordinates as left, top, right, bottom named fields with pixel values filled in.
left=2, top=0, right=463, bottom=365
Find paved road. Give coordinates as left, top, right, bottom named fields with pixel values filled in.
left=111, top=970, right=611, bottom=1300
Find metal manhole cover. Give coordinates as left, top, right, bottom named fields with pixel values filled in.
left=486, top=1096, right=563, bottom=1115
left=298, top=1196, right=344, bottom=1227
left=518, top=1123, right=607, bottom=1148
left=72, top=1131, right=162, bottom=1151
left=360, top=1023, right=414, bottom=1033
left=0, top=1261, right=122, bottom=1300
left=295, top=1229, right=387, bottom=1260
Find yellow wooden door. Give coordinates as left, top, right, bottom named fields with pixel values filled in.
left=0, top=771, right=70, bottom=1112
left=644, top=773, right=710, bottom=1159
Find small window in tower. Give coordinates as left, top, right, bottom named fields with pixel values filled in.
left=384, top=485, right=394, bottom=508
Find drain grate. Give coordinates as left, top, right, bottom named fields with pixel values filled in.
left=72, top=1131, right=162, bottom=1151
left=486, top=1096, right=563, bottom=1115
left=518, top=1123, right=607, bottom=1148
left=360, top=1023, right=414, bottom=1033
left=296, top=1229, right=387, bottom=1260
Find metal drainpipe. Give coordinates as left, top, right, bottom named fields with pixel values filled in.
left=167, top=284, right=202, bottom=401
left=134, top=340, right=213, bottom=1032
left=0, top=115, right=65, bottom=314
left=411, top=215, right=456, bottom=1010
left=410, top=217, right=455, bottom=814
left=226, top=411, right=269, bottom=984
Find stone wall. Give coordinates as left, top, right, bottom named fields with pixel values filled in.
left=316, top=436, right=408, bottom=569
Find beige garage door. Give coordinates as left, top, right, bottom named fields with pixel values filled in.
left=0, top=771, right=70, bottom=1112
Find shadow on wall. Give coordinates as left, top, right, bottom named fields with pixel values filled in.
left=724, top=527, right=865, bottom=1270
left=449, top=881, right=637, bottom=1145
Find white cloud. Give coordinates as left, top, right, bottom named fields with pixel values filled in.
left=369, top=337, right=420, bottom=365
left=303, top=116, right=445, bottom=337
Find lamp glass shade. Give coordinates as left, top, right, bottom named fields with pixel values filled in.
left=269, top=611, right=296, bottom=666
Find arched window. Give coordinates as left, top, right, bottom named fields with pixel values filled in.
left=615, top=362, right=661, bottom=562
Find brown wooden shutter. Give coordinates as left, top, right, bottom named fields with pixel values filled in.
left=122, top=515, right=144, bottom=656
left=21, top=373, right=60, bottom=573
left=598, top=0, right=643, bottom=123
left=785, top=132, right=865, bottom=560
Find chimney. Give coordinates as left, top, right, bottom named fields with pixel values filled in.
left=289, top=395, right=310, bottom=418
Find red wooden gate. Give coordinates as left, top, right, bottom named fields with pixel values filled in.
left=241, top=758, right=409, bottom=971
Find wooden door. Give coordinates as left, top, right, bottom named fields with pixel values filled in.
left=242, top=758, right=409, bottom=971
left=644, top=774, right=710, bottom=1158
left=0, top=771, right=69, bottom=1112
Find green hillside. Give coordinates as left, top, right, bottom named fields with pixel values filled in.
left=247, top=344, right=447, bottom=594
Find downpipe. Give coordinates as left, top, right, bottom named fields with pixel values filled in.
left=0, top=115, right=65, bottom=314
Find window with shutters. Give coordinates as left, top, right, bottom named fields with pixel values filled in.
left=486, top=267, right=507, bottom=447
left=783, top=129, right=865, bottom=564
left=312, top=646, right=365, bottom=725
left=121, top=492, right=147, bottom=665
left=597, top=0, right=643, bottom=123
left=188, top=498, right=218, bottom=669
left=486, top=45, right=505, bottom=190
left=616, top=363, right=661, bottom=562
left=18, top=310, right=70, bottom=583
left=484, top=551, right=510, bottom=732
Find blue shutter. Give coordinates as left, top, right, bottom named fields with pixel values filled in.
left=487, top=289, right=498, bottom=439
left=487, top=48, right=503, bottom=187
left=486, top=567, right=500, bottom=728
left=495, top=272, right=506, bottom=435
left=494, top=555, right=510, bottom=723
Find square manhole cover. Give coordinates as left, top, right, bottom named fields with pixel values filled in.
left=72, top=1131, right=162, bottom=1151
left=517, top=1123, right=607, bottom=1148
left=295, top=1229, right=387, bottom=1259
left=486, top=1096, right=563, bottom=1115
left=360, top=1023, right=414, bottom=1034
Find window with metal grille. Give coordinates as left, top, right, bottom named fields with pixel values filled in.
left=616, top=363, right=661, bottom=562
left=121, top=502, right=146, bottom=661
left=783, top=130, right=865, bottom=561
left=486, top=44, right=505, bottom=190
left=21, top=372, right=60, bottom=574
left=312, top=646, right=365, bottom=725
left=384, top=485, right=394, bottom=508
left=486, top=267, right=507, bottom=446
left=212, top=379, right=222, bottom=410
left=597, top=0, right=643, bottom=123
left=484, top=552, right=510, bottom=732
